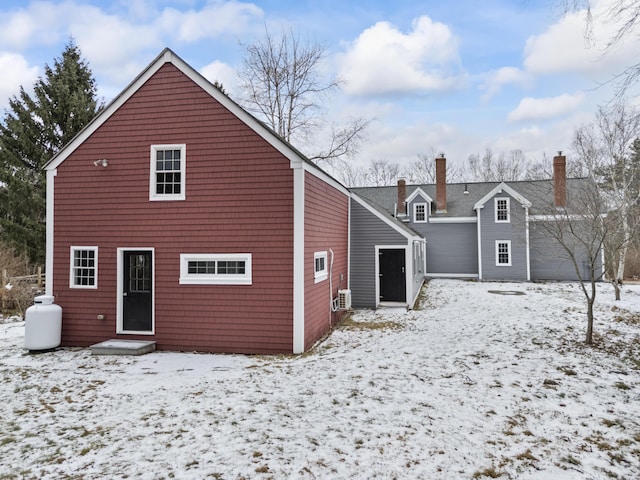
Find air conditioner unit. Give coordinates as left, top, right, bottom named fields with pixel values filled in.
left=338, top=289, right=352, bottom=310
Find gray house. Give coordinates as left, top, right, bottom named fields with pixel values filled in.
left=349, top=154, right=604, bottom=309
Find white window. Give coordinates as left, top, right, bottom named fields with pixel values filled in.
left=179, top=254, right=252, bottom=285
left=495, top=197, right=510, bottom=223
left=314, top=251, right=328, bottom=283
left=414, top=203, right=427, bottom=223
left=150, top=144, right=186, bottom=201
left=495, top=241, right=511, bottom=266
left=70, top=246, right=98, bottom=289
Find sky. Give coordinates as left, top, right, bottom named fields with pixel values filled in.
left=0, top=0, right=638, bottom=172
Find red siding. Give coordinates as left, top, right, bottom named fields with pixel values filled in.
left=53, top=64, right=295, bottom=353
left=303, top=172, right=349, bottom=350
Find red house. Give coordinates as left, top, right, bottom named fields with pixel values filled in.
left=44, top=49, right=349, bottom=354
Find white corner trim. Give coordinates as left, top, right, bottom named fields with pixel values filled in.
left=292, top=164, right=305, bottom=354
left=477, top=208, right=483, bottom=280
left=45, top=169, right=56, bottom=295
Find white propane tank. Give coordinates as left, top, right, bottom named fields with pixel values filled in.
left=24, top=295, right=62, bottom=351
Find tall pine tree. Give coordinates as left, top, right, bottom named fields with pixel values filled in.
left=0, top=40, right=102, bottom=264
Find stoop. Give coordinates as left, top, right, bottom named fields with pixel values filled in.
left=90, top=339, right=156, bottom=356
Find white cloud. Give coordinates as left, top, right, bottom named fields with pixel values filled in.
left=338, top=16, right=464, bottom=96
left=0, top=1, right=263, bottom=88
left=200, top=60, right=239, bottom=95
left=507, top=92, right=585, bottom=122
left=158, top=2, right=263, bottom=42
left=481, top=67, right=531, bottom=101
left=523, top=0, right=640, bottom=77
left=0, top=52, right=39, bottom=109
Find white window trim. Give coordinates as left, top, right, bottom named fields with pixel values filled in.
left=314, top=251, right=328, bottom=283
left=150, top=144, right=186, bottom=201
left=179, top=253, right=252, bottom=285
left=69, top=246, right=98, bottom=289
left=494, top=197, right=510, bottom=223
left=495, top=240, right=512, bottom=266
left=413, top=202, right=428, bottom=223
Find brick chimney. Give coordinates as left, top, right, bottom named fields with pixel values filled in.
left=553, top=152, right=567, bottom=208
left=435, top=154, right=447, bottom=213
left=397, top=178, right=407, bottom=216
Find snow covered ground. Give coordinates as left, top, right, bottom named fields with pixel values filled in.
left=1, top=279, right=639, bottom=479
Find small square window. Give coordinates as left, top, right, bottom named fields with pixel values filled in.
left=70, top=246, right=98, bottom=289
left=314, top=251, right=328, bottom=283
left=150, top=144, right=186, bottom=201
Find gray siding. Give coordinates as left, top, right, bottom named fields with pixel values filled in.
left=479, top=194, right=529, bottom=281
left=415, top=223, right=478, bottom=275
left=350, top=200, right=408, bottom=308
left=530, top=221, right=603, bottom=281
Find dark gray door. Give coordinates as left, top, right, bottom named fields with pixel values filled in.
left=123, top=250, right=152, bottom=332
left=379, top=249, right=406, bottom=302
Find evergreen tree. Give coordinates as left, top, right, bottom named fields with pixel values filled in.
left=0, top=40, right=102, bottom=264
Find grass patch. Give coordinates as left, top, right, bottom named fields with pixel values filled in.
left=557, top=366, right=577, bottom=376
left=339, top=315, right=403, bottom=331
left=561, top=455, right=581, bottom=466
left=472, top=466, right=504, bottom=478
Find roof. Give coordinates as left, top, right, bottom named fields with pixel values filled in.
left=44, top=48, right=348, bottom=195
left=351, top=178, right=594, bottom=218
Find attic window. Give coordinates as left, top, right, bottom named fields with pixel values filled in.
left=413, top=203, right=427, bottom=223
left=495, top=198, right=510, bottom=223
left=150, top=144, right=186, bottom=201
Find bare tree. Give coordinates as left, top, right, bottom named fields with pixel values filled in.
left=463, top=148, right=532, bottom=182
left=238, top=27, right=368, bottom=162
left=365, top=160, right=400, bottom=187
left=529, top=179, right=607, bottom=344
left=330, top=159, right=368, bottom=187
left=573, top=103, right=640, bottom=294
left=560, top=0, right=640, bottom=94
left=402, top=148, right=463, bottom=184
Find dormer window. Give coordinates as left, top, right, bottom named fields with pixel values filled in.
left=495, top=197, right=510, bottom=223
left=414, top=203, right=427, bottom=223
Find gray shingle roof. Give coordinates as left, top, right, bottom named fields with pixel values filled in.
left=351, top=178, right=593, bottom=218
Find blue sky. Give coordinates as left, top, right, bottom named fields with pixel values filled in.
left=0, top=0, right=636, bottom=172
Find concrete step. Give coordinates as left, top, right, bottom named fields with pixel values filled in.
left=90, top=339, right=156, bottom=356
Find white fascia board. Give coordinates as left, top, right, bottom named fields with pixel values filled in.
left=350, top=193, right=421, bottom=242
left=406, top=187, right=433, bottom=204
left=473, top=182, right=532, bottom=210
left=45, top=48, right=349, bottom=198
left=428, top=216, right=477, bottom=224
left=529, top=213, right=606, bottom=221
left=46, top=50, right=174, bottom=171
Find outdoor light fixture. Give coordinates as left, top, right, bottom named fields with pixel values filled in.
left=93, top=159, right=108, bottom=167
